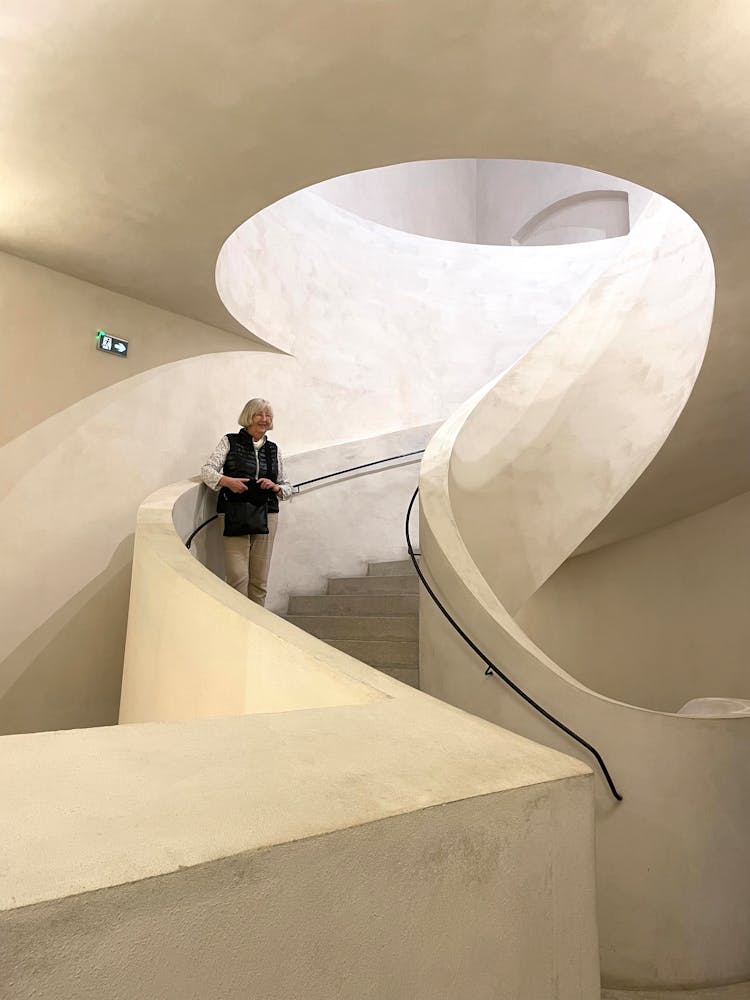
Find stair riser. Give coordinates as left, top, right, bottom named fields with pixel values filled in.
left=376, top=666, right=419, bottom=688
left=327, top=576, right=418, bottom=596
left=367, top=559, right=417, bottom=577
left=327, top=639, right=418, bottom=666
left=288, top=595, right=419, bottom=617
left=284, top=616, right=418, bottom=640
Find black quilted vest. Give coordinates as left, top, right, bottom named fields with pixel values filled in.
left=218, top=430, right=280, bottom=514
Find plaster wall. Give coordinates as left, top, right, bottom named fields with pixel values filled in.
left=260, top=424, right=432, bottom=613
left=1, top=703, right=597, bottom=1000
left=475, top=159, right=652, bottom=246
left=415, top=196, right=750, bottom=990
left=312, top=158, right=649, bottom=247
left=449, top=196, right=713, bottom=614
left=310, top=158, right=478, bottom=243
left=516, top=487, right=750, bottom=713
left=1, top=187, right=618, bottom=734
left=103, top=476, right=598, bottom=998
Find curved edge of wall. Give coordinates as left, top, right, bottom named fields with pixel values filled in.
left=119, top=479, right=402, bottom=723
left=0, top=475, right=598, bottom=1000
left=417, top=205, right=750, bottom=988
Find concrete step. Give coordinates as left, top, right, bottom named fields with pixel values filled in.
left=367, top=559, right=417, bottom=577
left=327, top=575, right=418, bottom=596
left=376, top=666, right=419, bottom=689
left=326, top=639, right=418, bottom=666
left=284, top=615, right=418, bottom=640
left=288, top=594, right=419, bottom=617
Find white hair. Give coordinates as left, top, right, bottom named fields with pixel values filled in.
left=238, top=397, right=274, bottom=430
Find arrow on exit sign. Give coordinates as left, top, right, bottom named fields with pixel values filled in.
left=96, top=331, right=128, bottom=358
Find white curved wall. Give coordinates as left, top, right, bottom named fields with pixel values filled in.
left=449, top=195, right=713, bottom=614
left=1, top=169, right=624, bottom=734
left=310, top=158, right=650, bottom=247
left=417, top=194, right=750, bottom=991
left=516, top=486, right=750, bottom=712
left=513, top=191, right=629, bottom=246
left=85, top=477, right=601, bottom=1000
left=475, top=159, right=651, bottom=246
left=310, top=159, right=479, bottom=243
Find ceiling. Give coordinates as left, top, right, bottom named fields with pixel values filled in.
left=2, top=0, right=749, bottom=542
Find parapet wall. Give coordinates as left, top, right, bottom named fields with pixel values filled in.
left=0, top=477, right=602, bottom=999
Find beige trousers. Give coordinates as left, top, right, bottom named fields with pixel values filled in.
left=222, top=513, right=278, bottom=606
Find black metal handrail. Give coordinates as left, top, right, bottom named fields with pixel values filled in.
left=405, top=486, right=623, bottom=802
left=185, top=449, right=425, bottom=549
left=292, top=450, right=425, bottom=490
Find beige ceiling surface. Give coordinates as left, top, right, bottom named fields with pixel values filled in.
left=1, top=0, right=749, bottom=540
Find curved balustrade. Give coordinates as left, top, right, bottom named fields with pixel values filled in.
left=108, top=477, right=602, bottom=1000
left=419, top=195, right=750, bottom=991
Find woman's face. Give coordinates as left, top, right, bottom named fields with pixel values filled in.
left=247, top=407, right=273, bottom=439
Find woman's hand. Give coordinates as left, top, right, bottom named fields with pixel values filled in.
left=258, top=478, right=280, bottom=493
left=220, top=476, right=250, bottom=494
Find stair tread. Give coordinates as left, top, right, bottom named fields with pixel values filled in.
left=367, top=559, right=417, bottom=577
left=330, top=574, right=415, bottom=584
left=327, top=575, right=419, bottom=595
left=288, top=594, right=418, bottom=617
left=284, top=615, right=418, bottom=640
left=285, top=615, right=417, bottom=621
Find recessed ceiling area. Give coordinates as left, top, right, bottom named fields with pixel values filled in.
left=310, top=159, right=644, bottom=247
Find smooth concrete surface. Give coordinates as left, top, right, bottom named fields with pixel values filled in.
left=216, top=183, right=623, bottom=376
left=120, top=481, right=387, bottom=723
left=283, top=557, right=420, bottom=684
left=1, top=706, right=598, bottom=999
left=678, top=698, right=750, bottom=718
left=311, top=158, right=479, bottom=243
left=474, top=160, right=652, bottom=246
left=1, top=158, right=616, bottom=734
left=312, top=158, right=647, bottom=246
left=284, top=615, right=418, bottom=640
left=265, top=424, right=434, bottom=614
left=77, top=476, right=601, bottom=1000
left=603, top=987, right=750, bottom=1000
left=449, top=195, right=713, bottom=614
left=517, top=488, right=750, bottom=713
left=418, top=194, right=750, bottom=989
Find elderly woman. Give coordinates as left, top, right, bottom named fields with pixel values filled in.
left=201, top=398, right=292, bottom=606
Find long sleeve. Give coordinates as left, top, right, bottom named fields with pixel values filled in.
left=200, top=436, right=230, bottom=491
left=276, top=446, right=293, bottom=501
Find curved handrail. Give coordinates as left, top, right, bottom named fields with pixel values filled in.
left=185, top=449, right=425, bottom=549
left=292, top=449, right=425, bottom=490
left=405, top=485, right=623, bottom=802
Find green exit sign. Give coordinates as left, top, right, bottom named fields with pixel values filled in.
left=96, top=330, right=128, bottom=357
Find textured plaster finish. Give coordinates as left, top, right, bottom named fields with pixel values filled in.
left=262, top=424, right=434, bottom=613
left=5, top=1, right=750, bottom=542
left=312, top=158, right=645, bottom=246
left=311, top=158, right=479, bottom=243
left=120, top=482, right=386, bottom=723
left=517, top=488, right=750, bottom=713
left=418, top=195, right=750, bottom=988
left=3, top=476, right=600, bottom=999
left=603, top=986, right=750, bottom=1000
left=2, top=733, right=595, bottom=999
left=216, top=186, right=622, bottom=367
left=450, top=195, right=714, bottom=614
left=475, top=159, right=651, bottom=246
left=1, top=173, right=611, bottom=733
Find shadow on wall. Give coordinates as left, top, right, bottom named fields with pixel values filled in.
left=0, top=535, right=133, bottom=735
